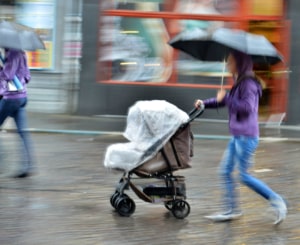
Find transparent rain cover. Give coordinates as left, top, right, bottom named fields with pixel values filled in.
left=104, top=100, right=189, bottom=171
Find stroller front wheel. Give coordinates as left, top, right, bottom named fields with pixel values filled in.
left=110, top=192, right=130, bottom=208
left=171, top=200, right=190, bottom=219
left=116, top=196, right=136, bottom=217
left=110, top=192, right=120, bottom=207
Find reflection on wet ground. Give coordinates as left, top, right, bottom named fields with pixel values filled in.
left=0, top=133, right=299, bottom=244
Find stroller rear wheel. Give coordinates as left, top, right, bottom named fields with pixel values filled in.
left=171, top=200, right=190, bottom=219
left=116, top=196, right=136, bottom=217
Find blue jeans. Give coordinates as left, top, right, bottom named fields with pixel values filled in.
left=0, top=98, right=34, bottom=172
left=220, top=136, right=280, bottom=211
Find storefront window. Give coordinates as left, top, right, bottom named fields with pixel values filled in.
left=99, top=0, right=240, bottom=87
left=100, top=16, right=174, bottom=83
left=16, top=0, right=55, bottom=69
left=99, top=14, right=236, bottom=84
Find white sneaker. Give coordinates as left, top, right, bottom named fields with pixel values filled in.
left=205, top=210, right=243, bottom=222
left=270, top=197, right=287, bottom=225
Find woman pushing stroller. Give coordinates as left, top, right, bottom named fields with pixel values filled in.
left=194, top=50, right=287, bottom=225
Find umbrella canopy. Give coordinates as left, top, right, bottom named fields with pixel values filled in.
left=169, top=28, right=283, bottom=65
left=0, top=21, right=45, bottom=51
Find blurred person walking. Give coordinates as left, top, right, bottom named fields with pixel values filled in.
left=194, top=50, right=287, bottom=225
left=0, top=48, right=35, bottom=178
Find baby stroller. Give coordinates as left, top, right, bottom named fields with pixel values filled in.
left=104, top=100, right=204, bottom=219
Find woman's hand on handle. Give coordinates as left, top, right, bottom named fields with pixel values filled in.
left=194, top=99, right=203, bottom=109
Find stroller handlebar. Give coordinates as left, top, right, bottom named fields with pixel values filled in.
left=187, top=104, right=205, bottom=123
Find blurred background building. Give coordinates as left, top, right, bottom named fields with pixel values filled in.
left=81, top=0, right=300, bottom=124
left=1, top=0, right=300, bottom=125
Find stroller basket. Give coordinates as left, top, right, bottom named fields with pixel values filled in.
left=134, top=124, right=193, bottom=176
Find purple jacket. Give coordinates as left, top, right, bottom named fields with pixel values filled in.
left=0, top=49, right=31, bottom=99
left=203, top=51, right=262, bottom=137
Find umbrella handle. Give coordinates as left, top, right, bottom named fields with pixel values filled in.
left=220, top=59, right=226, bottom=90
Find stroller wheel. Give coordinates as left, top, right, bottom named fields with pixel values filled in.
left=171, top=200, right=190, bottom=219
left=164, top=201, right=173, bottom=211
left=116, top=196, right=136, bottom=217
left=111, top=192, right=129, bottom=208
left=110, top=192, right=120, bottom=208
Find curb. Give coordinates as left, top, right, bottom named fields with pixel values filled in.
left=195, top=134, right=300, bottom=142
left=3, top=127, right=300, bottom=142
left=25, top=128, right=122, bottom=136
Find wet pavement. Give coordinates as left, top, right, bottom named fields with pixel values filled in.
left=0, top=131, right=299, bottom=244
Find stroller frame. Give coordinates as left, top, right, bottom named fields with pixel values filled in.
left=109, top=106, right=204, bottom=219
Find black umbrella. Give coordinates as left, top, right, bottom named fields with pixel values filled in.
left=0, top=21, right=45, bottom=51
left=168, top=28, right=283, bottom=65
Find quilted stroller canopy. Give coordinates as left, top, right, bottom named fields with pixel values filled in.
left=104, top=100, right=189, bottom=171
